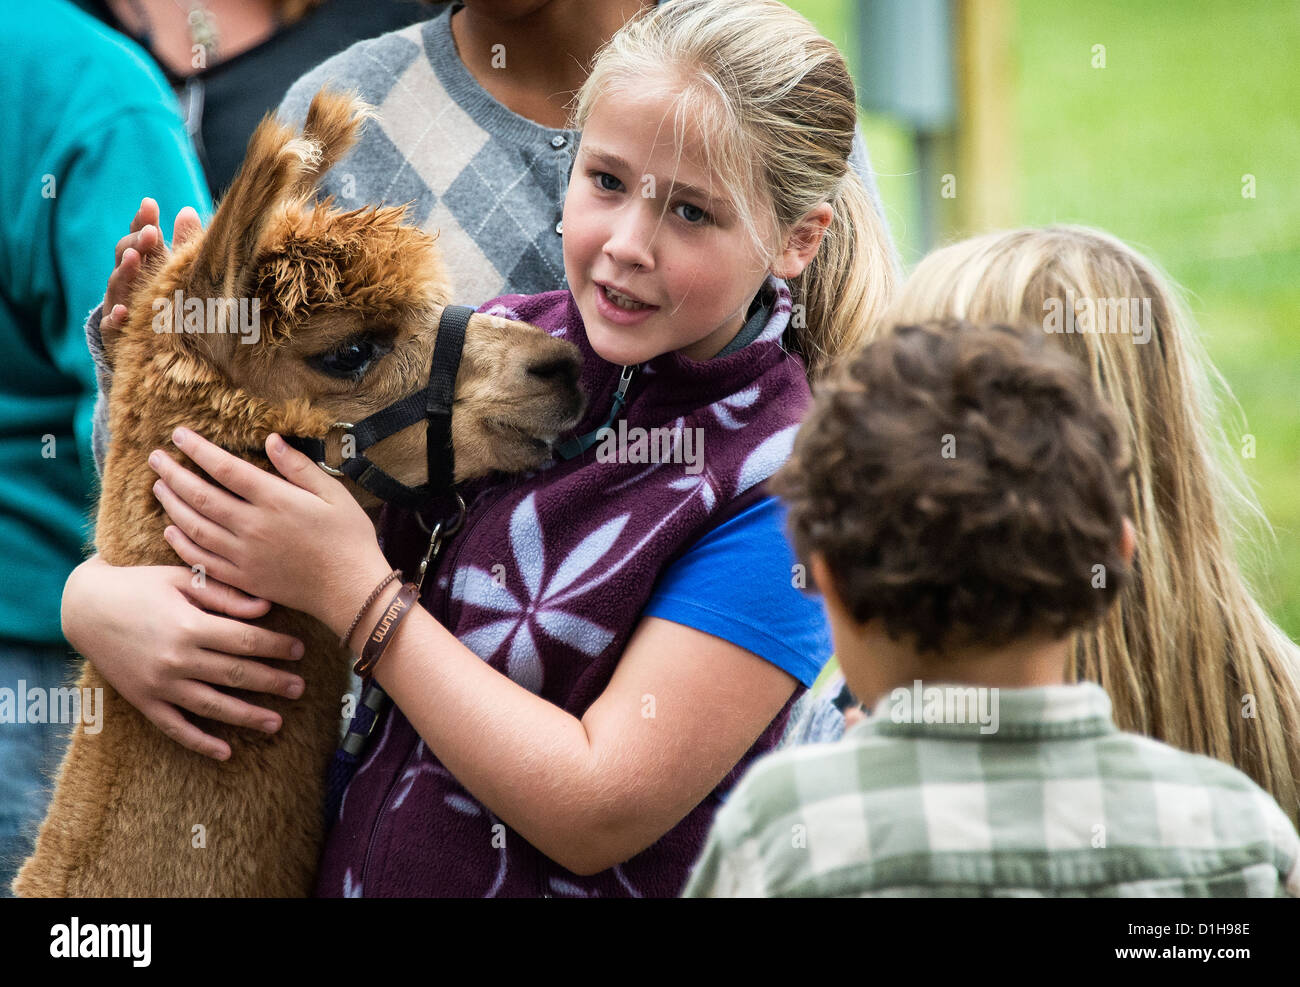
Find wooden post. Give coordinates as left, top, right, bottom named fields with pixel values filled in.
left=953, top=0, right=1018, bottom=236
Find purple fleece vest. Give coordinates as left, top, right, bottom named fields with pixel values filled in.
left=315, top=277, right=812, bottom=897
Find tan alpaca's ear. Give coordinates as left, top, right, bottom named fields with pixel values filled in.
left=289, top=89, right=374, bottom=199
left=179, top=89, right=372, bottom=368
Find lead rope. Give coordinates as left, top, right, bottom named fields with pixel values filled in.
left=322, top=493, right=467, bottom=834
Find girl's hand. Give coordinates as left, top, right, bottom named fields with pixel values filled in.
left=62, top=553, right=307, bottom=761
left=101, top=197, right=204, bottom=341
left=149, top=426, right=392, bottom=628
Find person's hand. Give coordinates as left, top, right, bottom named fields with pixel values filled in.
left=149, top=426, right=393, bottom=633
left=101, top=196, right=204, bottom=342
left=61, top=553, right=307, bottom=761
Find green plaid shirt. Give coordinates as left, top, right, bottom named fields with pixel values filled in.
left=682, top=682, right=1300, bottom=897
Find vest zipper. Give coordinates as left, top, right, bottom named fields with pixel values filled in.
left=355, top=483, right=511, bottom=893
left=358, top=486, right=499, bottom=894
left=359, top=733, right=421, bottom=891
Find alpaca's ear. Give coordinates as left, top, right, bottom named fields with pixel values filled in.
left=289, top=89, right=373, bottom=200
left=186, top=122, right=318, bottom=301
left=179, top=119, right=316, bottom=368
left=177, top=88, right=372, bottom=370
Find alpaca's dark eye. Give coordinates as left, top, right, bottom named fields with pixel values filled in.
left=307, top=337, right=389, bottom=380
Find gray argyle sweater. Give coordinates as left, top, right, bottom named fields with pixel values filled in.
left=85, top=0, right=895, bottom=473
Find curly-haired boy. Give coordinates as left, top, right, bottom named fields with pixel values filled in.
left=683, top=319, right=1300, bottom=897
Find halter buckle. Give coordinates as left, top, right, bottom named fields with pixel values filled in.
left=316, top=421, right=356, bottom=476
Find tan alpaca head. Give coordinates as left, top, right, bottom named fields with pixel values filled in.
left=107, top=89, right=585, bottom=506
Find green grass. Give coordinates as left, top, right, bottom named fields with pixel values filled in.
left=787, top=0, right=1300, bottom=640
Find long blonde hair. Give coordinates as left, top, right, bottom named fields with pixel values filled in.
left=571, top=0, right=898, bottom=379
left=890, top=224, right=1300, bottom=821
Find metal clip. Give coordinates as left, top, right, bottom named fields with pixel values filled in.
left=412, top=491, right=467, bottom=592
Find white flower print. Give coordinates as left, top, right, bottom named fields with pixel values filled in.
left=709, top=385, right=760, bottom=430
left=667, top=472, right=716, bottom=513
left=606, top=415, right=690, bottom=493
left=735, top=423, right=800, bottom=496
left=451, top=493, right=629, bottom=688
left=342, top=868, right=362, bottom=898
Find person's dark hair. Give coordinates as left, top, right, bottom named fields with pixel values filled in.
left=770, top=318, right=1133, bottom=654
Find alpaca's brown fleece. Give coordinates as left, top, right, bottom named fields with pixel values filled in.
left=14, top=90, right=396, bottom=897
left=14, top=342, right=355, bottom=897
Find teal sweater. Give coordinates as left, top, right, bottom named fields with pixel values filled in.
left=0, top=0, right=211, bottom=645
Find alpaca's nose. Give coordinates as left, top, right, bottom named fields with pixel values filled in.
left=526, top=353, right=580, bottom=388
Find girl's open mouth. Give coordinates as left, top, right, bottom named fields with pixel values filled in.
left=594, top=282, right=660, bottom=325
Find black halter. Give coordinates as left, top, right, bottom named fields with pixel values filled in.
left=281, top=305, right=472, bottom=510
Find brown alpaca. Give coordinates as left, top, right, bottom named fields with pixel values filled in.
left=14, top=90, right=584, bottom=897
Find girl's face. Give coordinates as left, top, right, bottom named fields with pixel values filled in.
left=562, top=87, right=775, bottom=367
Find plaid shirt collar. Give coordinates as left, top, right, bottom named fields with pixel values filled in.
left=855, top=681, right=1118, bottom=742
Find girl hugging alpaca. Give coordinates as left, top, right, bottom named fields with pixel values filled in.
left=62, top=0, right=897, bottom=897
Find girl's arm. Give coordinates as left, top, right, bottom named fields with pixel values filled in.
left=367, top=606, right=795, bottom=876
left=62, top=553, right=308, bottom=760
left=149, top=427, right=798, bottom=876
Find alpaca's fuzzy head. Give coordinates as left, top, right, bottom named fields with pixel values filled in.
left=110, top=89, right=585, bottom=505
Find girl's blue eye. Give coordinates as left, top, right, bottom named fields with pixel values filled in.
left=595, top=171, right=623, bottom=192
left=675, top=202, right=709, bottom=224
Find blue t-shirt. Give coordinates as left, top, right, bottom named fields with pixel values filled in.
left=643, top=495, right=831, bottom=688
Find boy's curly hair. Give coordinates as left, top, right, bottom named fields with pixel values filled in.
left=770, top=319, right=1133, bottom=654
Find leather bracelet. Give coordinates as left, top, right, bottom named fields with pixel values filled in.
left=353, top=582, right=420, bottom=679
left=341, top=569, right=403, bottom=651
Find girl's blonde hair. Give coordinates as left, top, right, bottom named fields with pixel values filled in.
left=571, top=0, right=899, bottom=379
left=889, top=224, right=1300, bottom=822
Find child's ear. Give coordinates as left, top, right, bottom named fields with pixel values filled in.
left=1119, top=517, right=1137, bottom=566
left=771, top=203, right=833, bottom=280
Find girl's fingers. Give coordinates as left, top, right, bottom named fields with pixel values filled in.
left=179, top=573, right=272, bottom=620
left=195, top=613, right=304, bottom=664
left=130, top=196, right=160, bottom=236
left=172, top=680, right=284, bottom=735
left=149, top=451, right=248, bottom=532
left=107, top=246, right=139, bottom=299
left=153, top=479, right=239, bottom=560
left=112, top=225, right=159, bottom=269
left=163, top=523, right=241, bottom=589
left=103, top=246, right=143, bottom=328
left=266, top=432, right=336, bottom=499
left=100, top=304, right=129, bottom=338
left=147, top=702, right=231, bottom=761
left=113, top=229, right=139, bottom=268
left=172, top=206, right=203, bottom=247
left=171, top=427, right=271, bottom=503
left=191, top=650, right=304, bottom=700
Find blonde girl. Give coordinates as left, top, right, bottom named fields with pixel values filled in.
left=64, top=0, right=898, bottom=897
left=888, top=224, right=1300, bottom=822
